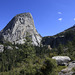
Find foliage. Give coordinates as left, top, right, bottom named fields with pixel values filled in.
left=57, top=44, right=63, bottom=55
left=55, top=66, right=66, bottom=72
left=72, top=67, right=75, bottom=72
left=40, top=57, right=57, bottom=75
left=0, top=33, right=58, bottom=75
left=0, top=30, right=75, bottom=75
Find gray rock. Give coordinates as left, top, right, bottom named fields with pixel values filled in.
left=15, top=46, right=19, bottom=49
left=59, top=61, right=75, bottom=75
left=6, top=46, right=13, bottom=50
left=59, top=71, right=74, bottom=75
left=61, top=68, right=72, bottom=73
left=47, top=45, right=52, bottom=50
left=0, top=45, right=4, bottom=52
left=52, top=56, right=71, bottom=66
left=0, top=13, right=42, bottom=46
left=68, top=61, right=75, bottom=68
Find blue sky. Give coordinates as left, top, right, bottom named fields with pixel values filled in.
left=0, top=0, right=75, bottom=36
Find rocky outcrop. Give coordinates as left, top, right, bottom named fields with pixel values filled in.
left=0, top=45, right=4, bottom=52
left=52, top=56, right=71, bottom=66
left=42, top=25, right=75, bottom=48
left=15, top=46, right=19, bottom=49
left=5, top=46, right=13, bottom=50
left=42, top=36, right=65, bottom=47
left=0, top=13, right=42, bottom=46
left=59, top=61, right=75, bottom=75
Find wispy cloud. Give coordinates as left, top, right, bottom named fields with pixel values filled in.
left=58, top=18, right=62, bottom=21
left=74, top=18, right=75, bottom=21
left=58, top=12, right=62, bottom=14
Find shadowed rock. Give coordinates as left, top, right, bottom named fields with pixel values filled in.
left=0, top=45, right=4, bottom=52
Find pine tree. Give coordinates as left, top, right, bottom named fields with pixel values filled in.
left=57, top=44, right=63, bottom=55
left=22, top=32, right=35, bottom=59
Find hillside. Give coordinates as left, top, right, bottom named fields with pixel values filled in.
left=42, top=25, right=75, bottom=48
left=0, top=13, right=75, bottom=75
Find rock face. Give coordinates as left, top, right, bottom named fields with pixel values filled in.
left=52, top=56, right=71, bottom=65
left=0, top=45, right=4, bottom=52
left=5, top=46, right=13, bottom=50
left=42, top=25, right=75, bottom=48
left=59, top=61, right=75, bottom=75
left=0, top=13, right=42, bottom=45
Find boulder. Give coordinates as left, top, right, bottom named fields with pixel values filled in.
left=52, top=56, right=71, bottom=66
left=61, top=68, right=71, bottom=73
left=59, top=71, right=74, bottom=75
left=15, top=46, right=19, bottom=49
left=59, top=61, right=75, bottom=75
left=0, top=45, right=4, bottom=52
left=48, top=45, right=52, bottom=50
left=6, top=46, right=13, bottom=50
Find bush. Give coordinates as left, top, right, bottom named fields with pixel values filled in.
left=41, top=57, right=57, bottom=75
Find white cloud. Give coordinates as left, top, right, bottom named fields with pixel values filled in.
left=58, top=18, right=62, bottom=21
left=74, top=18, right=75, bottom=21
left=58, top=12, right=62, bottom=14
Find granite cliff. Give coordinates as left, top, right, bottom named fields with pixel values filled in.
left=0, top=13, right=42, bottom=45
left=42, top=25, right=75, bottom=47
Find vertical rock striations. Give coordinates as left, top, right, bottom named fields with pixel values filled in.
left=0, top=13, right=42, bottom=46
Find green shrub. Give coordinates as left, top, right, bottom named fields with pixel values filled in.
left=41, top=57, right=57, bottom=75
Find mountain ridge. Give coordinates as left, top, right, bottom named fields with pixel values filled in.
left=42, top=25, right=75, bottom=47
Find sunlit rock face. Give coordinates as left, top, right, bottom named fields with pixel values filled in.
left=0, top=13, right=42, bottom=45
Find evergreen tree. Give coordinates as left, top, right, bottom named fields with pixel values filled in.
left=22, top=32, right=35, bottom=59
left=41, top=57, right=57, bottom=75
left=57, top=44, right=63, bottom=55
left=67, top=41, right=73, bottom=53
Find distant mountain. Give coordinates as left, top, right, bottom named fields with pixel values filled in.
left=0, top=13, right=42, bottom=45
left=42, top=25, right=75, bottom=48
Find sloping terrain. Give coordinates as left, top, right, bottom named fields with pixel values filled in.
left=42, top=25, right=75, bottom=47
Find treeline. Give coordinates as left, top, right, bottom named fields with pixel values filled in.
left=51, top=37, right=75, bottom=61
left=0, top=36, right=58, bottom=75
left=0, top=31, right=75, bottom=75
